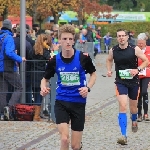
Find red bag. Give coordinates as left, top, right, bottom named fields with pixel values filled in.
left=14, top=104, right=35, bottom=121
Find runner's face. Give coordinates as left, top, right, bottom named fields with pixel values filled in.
left=117, top=31, right=128, bottom=45
left=137, top=40, right=146, bottom=50
left=59, top=33, right=74, bottom=51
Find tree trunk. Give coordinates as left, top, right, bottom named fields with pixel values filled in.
left=53, top=14, right=59, bottom=24
left=32, top=0, right=38, bottom=24
left=78, top=18, right=82, bottom=25
left=2, top=7, right=8, bottom=20
left=82, top=19, right=86, bottom=25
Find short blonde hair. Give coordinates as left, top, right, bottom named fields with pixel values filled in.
left=59, top=24, right=75, bottom=38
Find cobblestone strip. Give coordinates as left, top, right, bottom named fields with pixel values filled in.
left=16, top=97, right=117, bottom=150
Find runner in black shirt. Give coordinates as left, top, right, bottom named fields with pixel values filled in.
left=106, top=29, right=149, bottom=145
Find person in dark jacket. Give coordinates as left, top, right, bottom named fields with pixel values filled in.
left=0, top=19, right=26, bottom=120
left=87, top=26, right=94, bottom=42
left=145, top=32, right=150, bottom=46
left=13, top=26, right=33, bottom=104
left=30, top=34, right=51, bottom=121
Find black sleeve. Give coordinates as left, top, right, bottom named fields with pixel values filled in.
left=43, top=49, right=50, bottom=60
left=26, top=41, right=33, bottom=60
left=80, top=52, right=96, bottom=74
left=44, top=55, right=56, bottom=79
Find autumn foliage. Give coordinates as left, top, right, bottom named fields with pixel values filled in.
left=73, top=0, right=112, bottom=21
left=0, top=0, right=113, bottom=24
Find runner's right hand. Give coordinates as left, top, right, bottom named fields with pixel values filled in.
left=107, top=71, right=112, bottom=77
left=40, top=87, right=50, bottom=96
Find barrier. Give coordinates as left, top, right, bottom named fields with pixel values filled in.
left=0, top=60, right=51, bottom=121
left=0, top=42, right=94, bottom=122
left=74, top=42, right=95, bottom=60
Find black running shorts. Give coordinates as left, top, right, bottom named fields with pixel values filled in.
left=54, top=100, right=86, bottom=131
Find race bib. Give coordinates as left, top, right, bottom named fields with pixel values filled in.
left=60, top=72, right=80, bottom=86
left=138, top=68, right=146, bottom=76
left=119, top=69, right=133, bottom=79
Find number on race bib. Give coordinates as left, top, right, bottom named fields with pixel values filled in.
left=119, top=69, right=133, bottom=79
left=60, top=72, right=80, bottom=86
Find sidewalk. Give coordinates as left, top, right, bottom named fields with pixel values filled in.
left=0, top=54, right=150, bottom=150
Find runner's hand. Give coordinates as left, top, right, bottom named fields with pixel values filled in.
left=40, top=87, right=50, bottom=96
left=130, top=69, right=138, bottom=77
left=78, top=87, right=88, bottom=98
left=107, top=71, right=112, bottom=77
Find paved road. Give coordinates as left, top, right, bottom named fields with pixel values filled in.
left=0, top=54, right=150, bottom=150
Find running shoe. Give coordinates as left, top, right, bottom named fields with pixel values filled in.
left=117, top=136, right=127, bottom=145
left=137, top=115, right=142, bottom=122
left=132, top=121, right=138, bottom=132
left=143, top=114, right=150, bottom=121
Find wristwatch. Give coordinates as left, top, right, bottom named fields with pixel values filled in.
left=87, top=86, right=91, bottom=92
left=137, top=67, right=142, bottom=72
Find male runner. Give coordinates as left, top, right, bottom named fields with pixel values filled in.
left=106, top=29, right=149, bottom=145
left=40, top=24, right=96, bottom=150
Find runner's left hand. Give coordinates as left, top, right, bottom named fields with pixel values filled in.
left=78, top=87, right=88, bottom=98
left=130, top=69, right=138, bottom=77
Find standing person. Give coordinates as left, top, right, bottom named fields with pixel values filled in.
left=31, top=34, right=51, bottom=121
left=106, top=29, right=149, bottom=145
left=0, top=19, right=26, bottom=120
left=97, top=26, right=101, bottom=52
left=137, top=33, right=150, bottom=122
left=40, top=24, right=96, bottom=150
left=145, top=32, right=150, bottom=46
left=103, top=32, right=112, bottom=53
left=13, top=26, right=33, bottom=105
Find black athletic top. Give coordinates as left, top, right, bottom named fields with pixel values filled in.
left=44, top=49, right=96, bottom=79
left=112, top=44, right=139, bottom=87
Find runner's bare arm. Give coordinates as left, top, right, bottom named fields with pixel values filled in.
left=40, top=78, right=50, bottom=96
left=106, top=48, right=113, bottom=72
left=87, top=72, right=97, bottom=89
left=135, top=46, right=149, bottom=69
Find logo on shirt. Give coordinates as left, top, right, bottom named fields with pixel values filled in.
left=58, top=67, right=65, bottom=72
left=73, top=67, right=77, bottom=71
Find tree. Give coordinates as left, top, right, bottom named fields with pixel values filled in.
left=100, top=0, right=150, bottom=12
left=134, top=0, right=150, bottom=12
left=0, top=0, right=13, bottom=19
left=73, top=0, right=112, bottom=25
left=7, top=0, right=80, bottom=24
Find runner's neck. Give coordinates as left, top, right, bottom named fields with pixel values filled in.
left=62, top=48, right=74, bottom=58
left=119, top=42, right=128, bottom=50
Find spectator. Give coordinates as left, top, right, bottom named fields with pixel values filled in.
left=30, top=34, right=51, bottom=121
left=103, top=32, right=112, bottom=53
left=87, top=25, right=94, bottom=42
left=145, top=32, right=150, bottom=46
left=128, top=31, right=135, bottom=45
left=97, top=26, right=102, bottom=52
left=32, top=24, right=41, bottom=37
left=26, top=30, right=35, bottom=47
left=0, top=19, right=26, bottom=120
left=80, top=29, right=88, bottom=42
left=97, top=26, right=101, bottom=37
left=13, top=26, right=33, bottom=105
